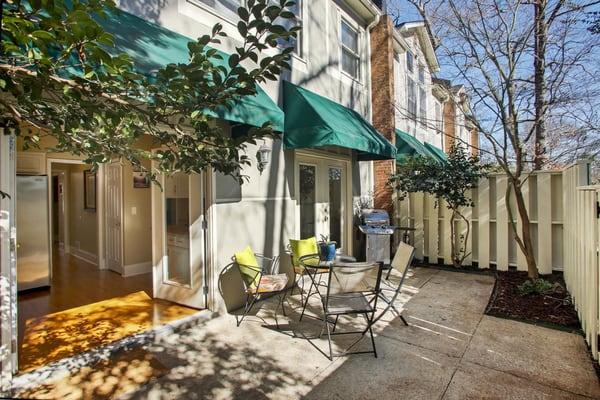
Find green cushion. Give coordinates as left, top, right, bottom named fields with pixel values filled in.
left=289, top=237, right=319, bottom=268
left=235, top=246, right=261, bottom=288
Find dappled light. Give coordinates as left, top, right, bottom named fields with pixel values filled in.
left=19, top=291, right=197, bottom=372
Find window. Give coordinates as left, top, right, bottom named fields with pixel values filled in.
left=418, top=66, right=425, bottom=84
left=341, top=20, right=360, bottom=80
left=435, top=101, right=443, bottom=134
left=406, top=51, right=414, bottom=73
left=419, top=87, right=427, bottom=125
left=274, top=0, right=303, bottom=57
left=195, top=0, right=241, bottom=21
left=407, top=77, right=417, bottom=118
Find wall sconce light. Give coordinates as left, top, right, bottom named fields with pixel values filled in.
left=256, top=142, right=271, bottom=174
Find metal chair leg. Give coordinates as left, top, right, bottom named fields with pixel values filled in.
left=280, top=290, right=288, bottom=317
left=237, top=294, right=258, bottom=327
left=400, top=315, right=409, bottom=326
left=299, top=278, right=316, bottom=321
left=325, top=313, right=334, bottom=361
left=368, top=322, right=378, bottom=358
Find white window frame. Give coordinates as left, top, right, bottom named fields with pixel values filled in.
left=406, top=51, right=414, bottom=73
left=339, top=17, right=362, bottom=82
left=188, top=0, right=243, bottom=26
left=435, top=101, right=443, bottom=135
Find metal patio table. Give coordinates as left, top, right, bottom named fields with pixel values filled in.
left=297, top=253, right=357, bottom=321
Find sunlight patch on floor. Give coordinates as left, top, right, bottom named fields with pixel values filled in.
left=19, top=291, right=198, bottom=372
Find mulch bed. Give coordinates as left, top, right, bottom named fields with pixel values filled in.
left=485, top=270, right=580, bottom=330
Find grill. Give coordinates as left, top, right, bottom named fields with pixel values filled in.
left=358, top=209, right=397, bottom=265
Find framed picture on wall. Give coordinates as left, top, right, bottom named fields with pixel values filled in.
left=83, top=170, right=96, bottom=210
left=133, top=167, right=150, bottom=188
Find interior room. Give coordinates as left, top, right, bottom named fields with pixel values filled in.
left=15, top=160, right=195, bottom=373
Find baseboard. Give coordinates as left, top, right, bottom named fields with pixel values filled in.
left=70, top=248, right=98, bottom=266
left=123, top=261, right=152, bottom=277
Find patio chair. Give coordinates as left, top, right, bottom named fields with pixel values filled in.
left=372, top=241, right=415, bottom=326
left=287, top=237, right=329, bottom=304
left=234, top=246, right=289, bottom=329
left=320, top=261, right=383, bottom=360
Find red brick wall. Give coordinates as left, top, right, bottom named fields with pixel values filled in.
left=370, top=16, right=396, bottom=213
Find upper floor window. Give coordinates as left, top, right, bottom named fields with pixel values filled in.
left=273, top=0, right=303, bottom=57
left=195, top=0, right=240, bottom=21
left=407, top=77, right=417, bottom=118
left=406, top=51, right=414, bottom=73
left=418, top=66, right=425, bottom=84
left=341, top=20, right=360, bottom=80
left=419, top=86, right=427, bottom=125
left=434, top=101, right=443, bottom=134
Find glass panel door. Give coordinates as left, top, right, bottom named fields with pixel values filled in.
left=296, top=154, right=349, bottom=253
left=328, top=166, right=344, bottom=248
left=164, top=172, right=191, bottom=286
left=299, top=164, right=317, bottom=239
left=152, top=168, right=205, bottom=309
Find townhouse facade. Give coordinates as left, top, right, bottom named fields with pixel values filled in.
left=0, top=0, right=479, bottom=383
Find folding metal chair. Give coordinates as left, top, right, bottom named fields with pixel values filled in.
left=234, top=251, right=289, bottom=329
left=320, top=261, right=383, bottom=360
left=372, top=241, right=415, bottom=326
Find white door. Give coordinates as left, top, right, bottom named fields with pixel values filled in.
left=0, top=132, right=18, bottom=387
left=152, top=170, right=206, bottom=309
left=105, top=163, right=123, bottom=274
left=296, top=153, right=351, bottom=254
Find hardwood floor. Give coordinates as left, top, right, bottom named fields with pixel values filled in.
left=17, top=246, right=198, bottom=372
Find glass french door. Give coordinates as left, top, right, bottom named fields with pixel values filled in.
left=296, top=153, right=350, bottom=254
left=152, top=170, right=206, bottom=309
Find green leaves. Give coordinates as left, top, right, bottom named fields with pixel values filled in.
left=1, top=0, right=299, bottom=183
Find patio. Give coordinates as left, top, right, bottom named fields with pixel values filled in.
left=15, top=267, right=600, bottom=400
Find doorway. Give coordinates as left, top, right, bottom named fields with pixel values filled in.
left=151, top=170, right=208, bottom=309
left=295, top=152, right=352, bottom=254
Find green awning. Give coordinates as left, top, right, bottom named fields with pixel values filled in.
left=283, top=81, right=396, bottom=160
left=424, top=142, right=448, bottom=162
left=395, top=129, right=437, bottom=162
left=98, top=9, right=284, bottom=131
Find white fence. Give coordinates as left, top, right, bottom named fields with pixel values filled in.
left=394, top=162, right=590, bottom=273
left=563, top=164, right=599, bottom=360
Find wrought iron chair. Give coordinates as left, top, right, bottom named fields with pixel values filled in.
left=319, top=261, right=383, bottom=360
left=287, top=239, right=329, bottom=305
left=233, top=248, right=289, bottom=329
left=372, top=241, right=415, bottom=326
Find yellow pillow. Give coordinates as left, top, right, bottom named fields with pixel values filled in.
left=235, top=246, right=261, bottom=288
left=289, top=237, right=319, bottom=268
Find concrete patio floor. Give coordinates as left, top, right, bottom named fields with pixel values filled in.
left=14, top=267, right=600, bottom=399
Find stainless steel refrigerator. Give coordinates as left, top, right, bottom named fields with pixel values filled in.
left=17, top=175, right=51, bottom=291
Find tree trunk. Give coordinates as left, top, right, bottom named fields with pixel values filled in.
left=512, top=181, right=539, bottom=279
left=533, top=0, right=547, bottom=170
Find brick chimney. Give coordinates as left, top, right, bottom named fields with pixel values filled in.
left=370, top=16, right=396, bottom=214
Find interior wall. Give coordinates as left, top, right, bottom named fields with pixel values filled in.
left=67, top=164, right=99, bottom=263
left=122, top=160, right=152, bottom=267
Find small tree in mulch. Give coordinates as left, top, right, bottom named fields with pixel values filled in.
left=389, top=145, right=487, bottom=268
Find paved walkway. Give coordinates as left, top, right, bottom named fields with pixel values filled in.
left=15, top=267, right=600, bottom=399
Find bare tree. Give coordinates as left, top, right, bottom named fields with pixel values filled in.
left=392, top=0, right=600, bottom=278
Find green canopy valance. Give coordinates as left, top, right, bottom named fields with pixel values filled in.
left=282, top=81, right=396, bottom=160
left=395, top=129, right=438, bottom=162
left=99, top=8, right=284, bottom=131
left=424, top=142, right=448, bottom=163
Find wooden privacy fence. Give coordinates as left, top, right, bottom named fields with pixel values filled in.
left=563, top=176, right=599, bottom=361
left=394, top=162, right=591, bottom=274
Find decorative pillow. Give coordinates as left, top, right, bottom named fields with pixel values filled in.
left=289, top=237, right=319, bottom=268
left=234, top=246, right=261, bottom=288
